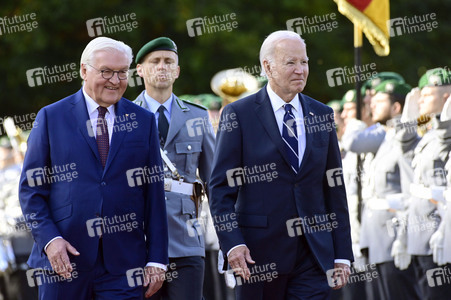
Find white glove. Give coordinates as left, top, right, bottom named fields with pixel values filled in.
left=401, top=88, right=421, bottom=122
left=429, top=228, right=445, bottom=266
left=391, top=240, right=411, bottom=270
left=352, top=244, right=367, bottom=273
left=441, top=94, right=451, bottom=121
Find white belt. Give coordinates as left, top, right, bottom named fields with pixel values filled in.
left=410, top=183, right=446, bottom=203
left=164, top=178, right=193, bottom=196
left=366, top=193, right=404, bottom=210
left=410, top=183, right=432, bottom=200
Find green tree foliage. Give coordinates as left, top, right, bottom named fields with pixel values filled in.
left=0, top=0, right=450, bottom=125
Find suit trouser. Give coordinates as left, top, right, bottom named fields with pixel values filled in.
left=235, top=234, right=331, bottom=300
left=411, top=255, right=451, bottom=300
left=38, top=240, right=143, bottom=300
left=375, top=261, right=421, bottom=300
left=150, top=256, right=205, bottom=300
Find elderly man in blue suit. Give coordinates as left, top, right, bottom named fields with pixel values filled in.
left=209, top=30, right=353, bottom=300
left=19, top=37, right=168, bottom=299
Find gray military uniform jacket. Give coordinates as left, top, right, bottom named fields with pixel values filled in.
left=359, top=117, right=419, bottom=264
left=134, top=91, right=215, bottom=258
left=402, top=118, right=451, bottom=255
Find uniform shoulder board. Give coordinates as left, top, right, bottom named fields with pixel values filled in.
left=180, top=99, right=208, bottom=110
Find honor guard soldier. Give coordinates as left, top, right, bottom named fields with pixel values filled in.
left=359, top=80, right=421, bottom=299
left=392, top=67, right=451, bottom=299
left=133, top=37, right=215, bottom=300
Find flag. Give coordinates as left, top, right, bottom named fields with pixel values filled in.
left=334, top=0, right=390, bottom=56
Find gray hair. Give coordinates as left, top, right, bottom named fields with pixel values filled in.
left=80, top=37, right=133, bottom=77
left=259, top=30, right=306, bottom=76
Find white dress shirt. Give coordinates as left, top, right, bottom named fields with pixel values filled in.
left=83, top=87, right=115, bottom=143
left=143, top=92, right=173, bottom=128
left=266, top=84, right=306, bottom=167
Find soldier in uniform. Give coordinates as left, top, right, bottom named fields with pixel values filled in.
left=359, top=80, right=421, bottom=299
left=392, top=67, right=451, bottom=299
left=133, top=37, right=215, bottom=300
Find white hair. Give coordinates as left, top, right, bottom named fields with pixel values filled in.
left=259, top=30, right=306, bottom=76
left=80, top=37, right=133, bottom=77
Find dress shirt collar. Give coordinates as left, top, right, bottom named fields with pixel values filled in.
left=144, top=92, right=173, bottom=115
left=82, top=86, right=115, bottom=116
left=266, top=84, right=301, bottom=114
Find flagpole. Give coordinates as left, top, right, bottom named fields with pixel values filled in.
left=354, top=24, right=363, bottom=222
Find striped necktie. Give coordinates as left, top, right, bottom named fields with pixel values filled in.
left=282, top=104, right=299, bottom=174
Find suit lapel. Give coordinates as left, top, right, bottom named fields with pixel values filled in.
left=71, top=90, right=100, bottom=164
left=298, top=94, right=313, bottom=176
left=164, top=97, right=189, bottom=148
left=104, top=99, right=128, bottom=174
left=254, top=88, right=293, bottom=169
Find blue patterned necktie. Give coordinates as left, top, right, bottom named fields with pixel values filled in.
left=96, top=106, right=109, bottom=168
left=282, top=104, right=299, bottom=174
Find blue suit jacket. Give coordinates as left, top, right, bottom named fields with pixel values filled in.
left=19, top=89, right=168, bottom=275
left=209, top=87, right=353, bottom=274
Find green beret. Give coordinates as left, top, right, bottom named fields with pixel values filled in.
left=418, top=68, right=451, bottom=89
left=362, top=72, right=405, bottom=93
left=374, top=80, right=412, bottom=97
left=135, top=37, right=178, bottom=64
left=342, top=89, right=356, bottom=104
left=327, top=100, right=343, bottom=112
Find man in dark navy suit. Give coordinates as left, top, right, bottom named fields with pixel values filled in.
left=209, top=30, right=353, bottom=300
left=19, top=37, right=168, bottom=299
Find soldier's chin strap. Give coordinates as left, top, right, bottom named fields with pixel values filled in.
left=160, top=148, right=181, bottom=180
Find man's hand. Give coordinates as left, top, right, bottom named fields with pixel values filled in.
left=401, top=87, right=421, bottom=122
left=46, top=238, right=79, bottom=279
left=391, top=239, right=411, bottom=270
left=228, top=245, right=255, bottom=280
left=143, top=266, right=165, bottom=298
left=331, top=263, right=350, bottom=290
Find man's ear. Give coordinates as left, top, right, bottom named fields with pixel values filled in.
left=392, top=101, right=402, bottom=116
left=80, top=63, right=88, bottom=80
left=263, top=60, right=272, bottom=78
left=136, top=64, right=144, bottom=77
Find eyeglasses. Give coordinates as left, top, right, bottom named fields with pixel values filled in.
left=86, top=63, right=129, bottom=80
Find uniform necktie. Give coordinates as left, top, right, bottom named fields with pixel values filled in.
left=282, top=104, right=299, bottom=174
left=158, top=105, right=169, bottom=147
left=96, top=106, right=109, bottom=168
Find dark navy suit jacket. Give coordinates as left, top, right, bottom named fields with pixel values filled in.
left=209, top=87, right=353, bottom=274
left=19, top=89, right=168, bottom=275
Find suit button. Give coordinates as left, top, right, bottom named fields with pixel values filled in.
left=163, top=150, right=168, bottom=154
left=101, top=182, right=106, bottom=186
left=187, top=145, right=192, bottom=151
left=165, top=197, right=168, bottom=200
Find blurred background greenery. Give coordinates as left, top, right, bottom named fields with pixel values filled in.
left=0, top=0, right=450, bottom=128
